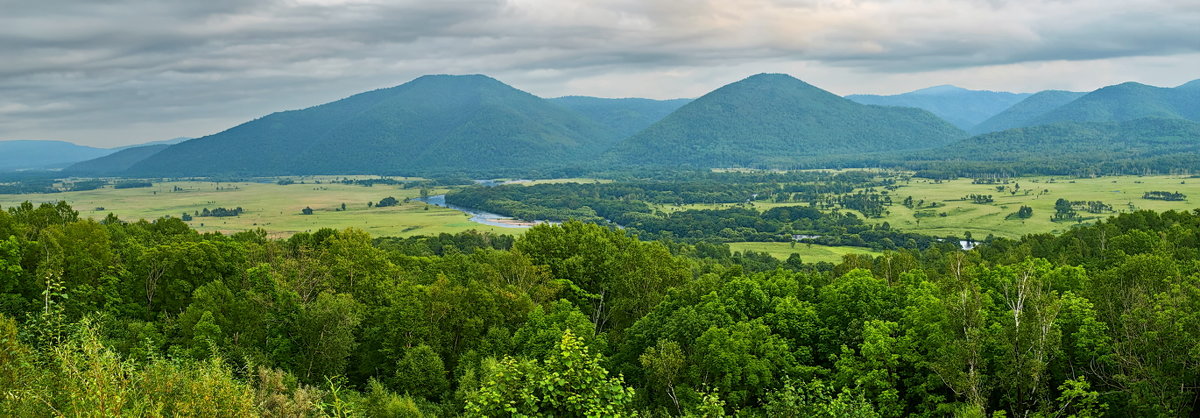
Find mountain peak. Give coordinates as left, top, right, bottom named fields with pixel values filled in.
left=406, top=74, right=505, bottom=88
left=743, top=73, right=799, bottom=81
left=910, top=85, right=969, bottom=95
left=1177, top=79, right=1200, bottom=89
left=606, top=76, right=964, bottom=168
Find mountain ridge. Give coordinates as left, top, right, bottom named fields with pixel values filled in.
left=607, top=73, right=967, bottom=168
left=127, top=74, right=623, bottom=177
left=847, top=85, right=1030, bottom=129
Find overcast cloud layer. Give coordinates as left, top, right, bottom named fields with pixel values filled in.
left=2, top=0, right=1198, bottom=146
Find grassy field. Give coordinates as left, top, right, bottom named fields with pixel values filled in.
left=878, top=175, right=1200, bottom=239
left=5, top=174, right=1198, bottom=241
left=0, top=180, right=516, bottom=238
left=727, top=241, right=883, bottom=264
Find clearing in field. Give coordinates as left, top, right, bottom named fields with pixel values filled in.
left=878, top=175, right=1200, bottom=239
left=727, top=241, right=883, bottom=264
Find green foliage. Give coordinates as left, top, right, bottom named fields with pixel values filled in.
left=1, top=200, right=1200, bottom=416
left=764, top=379, right=881, bottom=418
left=394, top=344, right=449, bottom=401
left=464, top=329, right=636, bottom=417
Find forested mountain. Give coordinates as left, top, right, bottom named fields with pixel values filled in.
left=606, top=73, right=966, bottom=168
left=549, top=96, right=692, bottom=138
left=63, top=144, right=171, bottom=176
left=970, top=90, right=1086, bottom=134
left=909, top=118, right=1200, bottom=175
left=0, top=140, right=114, bottom=170
left=1026, top=81, right=1200, bottom=127
left=127, top=75, right=620, bottom=177
left=846, top=85, right=1030, bottom=129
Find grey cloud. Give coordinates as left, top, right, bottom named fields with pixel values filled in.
left=0, top=0, right=1197, bottom=146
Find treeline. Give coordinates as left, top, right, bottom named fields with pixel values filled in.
left=0, top=179, right=155, bottom=194
left=1143, top=190, right=1187, bottom=201
left=2, top=201, right=1200, bottom=416
left=196, top=207, right=245, bottom=217
left=448, top=171, right=893, bottom=215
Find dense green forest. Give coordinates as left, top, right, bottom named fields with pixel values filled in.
left=443, top=173, right=948, bottom=250
left=2, top=199, right=1199, bottom=416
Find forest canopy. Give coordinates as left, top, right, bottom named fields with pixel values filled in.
left=1, top=201, right=1199, bottom=416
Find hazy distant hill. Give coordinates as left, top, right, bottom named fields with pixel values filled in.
left=0, top=140, right=113, bottom=171
left=111, top=137, right=190, bottom=151
left=1176, top=79, right=1200, bottom=90
left=128, top=75, right=620, bottom=177
left=846, top=85, right=1030, bottom=129
left=915, top=118, right=1200, bottom=173
left=606, top=73, right=966, bottom=168
left=1026, top=82, right=1200, bottom=127
left=64, top=144, right=172, bottom=176
left=549, top=96, right=691, bottom=138
left=970, top=90, right=1087, bottom=134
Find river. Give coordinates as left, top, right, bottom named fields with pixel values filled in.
left=416, top=194, right=543, bottom=229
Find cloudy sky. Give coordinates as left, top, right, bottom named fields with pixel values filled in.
left=2, top=0, right=1198, bottom=147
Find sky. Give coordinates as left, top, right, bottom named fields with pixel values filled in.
left=1, top=0, right=1198, bottom=147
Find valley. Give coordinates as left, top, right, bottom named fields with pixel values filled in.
left=5, top=68, right=1200, bottom=417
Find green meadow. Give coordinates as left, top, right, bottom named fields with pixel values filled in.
left=4, top=174, right=1198, bottom=241
left=0, top=180, right=515, bottom=238
left=879, top=175, right=1200, bottom=239
left=727, top=241, right=883, bottom=264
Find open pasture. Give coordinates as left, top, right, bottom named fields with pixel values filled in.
left=880, top=175, right=1200, bottom=239
left=727, top=241, right=883, bottom=264
left=0, top=180, right=515, bottom=238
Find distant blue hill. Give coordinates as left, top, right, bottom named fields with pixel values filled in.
left=846, top=85, right=1030, bottom=129
left=0, top=140, right=114, bottom=171
left=0, top=137, right=193, bottom=172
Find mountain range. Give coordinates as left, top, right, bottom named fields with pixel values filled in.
left=0, top=137, right=189, bottom=171
left=8, top=74, right=1200, bottom=177
left=126, top=75, right=642, bottom=176
left=846, top=85, right=1030, bottom=130
left=913, top=117, right=1200, bottom=174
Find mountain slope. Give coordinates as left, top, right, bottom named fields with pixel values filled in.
left=63, top=144, right=171, bottom=176
left=0, top=140, right=114, bottom=171
left=111, top=137, right=190, bottom=151
left=128, top=75, right=620, bottom=177
left=1176, top=79, right=1200, bottom=90
left=915, top=118, right=1200, bottom=172
left=606, top=73, right=966, bottom=168
left=549, top=96, right=691, bottom=138
left=969, top=90, right=1087, bottom=134
left=1028, top=82, right=1200, bottom=126
left=847, top=85, right=1030, bottom=129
